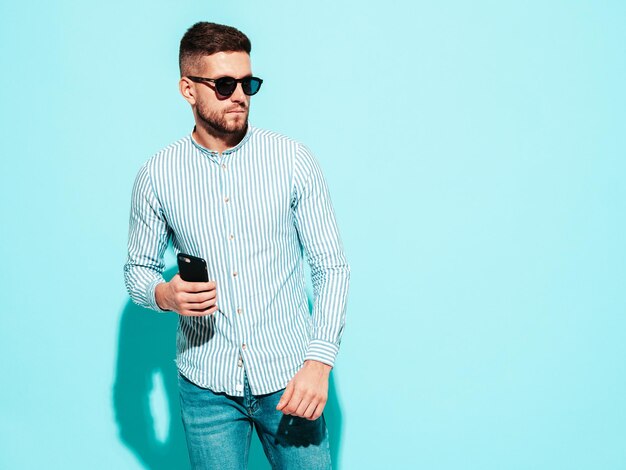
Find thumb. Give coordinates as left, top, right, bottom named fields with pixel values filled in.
left=276, top=382, right=294, bottom=410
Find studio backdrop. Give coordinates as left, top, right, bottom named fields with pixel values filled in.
left=1, top=1, right=625, bottom=469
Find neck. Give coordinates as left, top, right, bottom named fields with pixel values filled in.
left=192, top=123, right=247, bottom=154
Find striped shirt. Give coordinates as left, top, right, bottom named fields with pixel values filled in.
left=124, top=125, right=350, bottom=396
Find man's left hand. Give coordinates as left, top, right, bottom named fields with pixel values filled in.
left=276, top=360, right=332, bottom=420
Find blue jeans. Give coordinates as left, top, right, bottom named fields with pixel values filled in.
left=178, top=372, right=332, bottom=470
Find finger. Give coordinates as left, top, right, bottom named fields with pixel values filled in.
left=276, top=382, right=294, bottom=411
left=190, top=298, right=218, bottom=310
left=180, top=290, right=216, bottom=305
left=181, top=306, right=218, bottom=317
left=185, top=281, right=217, bottom=293
left=300, top=399, right=318, bottom=420
left=186, top=304, right=218, bottom=314
left=282, top=389, right=304, bottom=415
left=310, top=401, right=326, bottom=421
left=191, top=290, right=218, bottom=303
left=182, top=295, right=217, bottom=310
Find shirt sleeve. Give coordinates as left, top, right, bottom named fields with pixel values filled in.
left=123, top=162, right=171, bottom=312
left=292, top=145, right=350, bottom=367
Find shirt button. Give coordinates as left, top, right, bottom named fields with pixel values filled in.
left=222, top=163, right=227, bottom=170
left=224, top=196, right=230, bottom=203
left=242, top=343, right=247, bottom=350
left=236, top=308, right=242, bottom=314
left=229, top=234, right=234, bottom=240
left=233, top=271, right=238, bottom=277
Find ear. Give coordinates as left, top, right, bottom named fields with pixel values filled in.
left=179, top=77, right=196, bottom=106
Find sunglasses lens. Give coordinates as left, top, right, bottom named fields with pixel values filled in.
left=215, top=77, right=237, bottom=96
left=242, top=77, right=262, bottom=96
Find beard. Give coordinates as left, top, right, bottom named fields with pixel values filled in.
left=196, top=100, right=249, bottom=136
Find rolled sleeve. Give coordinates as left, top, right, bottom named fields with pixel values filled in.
left=305, top=339, right=341, bottom=367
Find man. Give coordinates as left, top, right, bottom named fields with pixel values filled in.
left=124, top=22, right=350, bottom=469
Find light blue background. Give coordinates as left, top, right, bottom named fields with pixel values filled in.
left=1, top=1, right=625, bottom=469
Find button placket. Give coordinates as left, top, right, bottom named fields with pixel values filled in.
left=221, top=154, right=245, bottom=364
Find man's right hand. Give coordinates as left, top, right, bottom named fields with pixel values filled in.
left=155, top=274, right=218, bottom=316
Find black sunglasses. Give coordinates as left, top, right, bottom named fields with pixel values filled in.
left=187, top=75, right=263, bottom=97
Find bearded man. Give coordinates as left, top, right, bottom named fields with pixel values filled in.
left=124, top=21, right=350, bottom=470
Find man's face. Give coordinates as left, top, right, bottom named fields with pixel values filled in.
left=188, top=51, right=252, bottom=135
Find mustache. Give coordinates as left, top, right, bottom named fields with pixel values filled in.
left=226, top=104, right=248, bottom=112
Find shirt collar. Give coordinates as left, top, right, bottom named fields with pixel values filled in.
left=189, top=125, right=254, bottom=157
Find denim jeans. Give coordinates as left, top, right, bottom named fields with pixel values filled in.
left=178, top=372, right=332, bottom=470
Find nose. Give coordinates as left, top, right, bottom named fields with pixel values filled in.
left=230, top=82, right=247, bottom=102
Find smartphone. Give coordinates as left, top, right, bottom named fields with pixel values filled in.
left=177, top=253, right=209, bottom=282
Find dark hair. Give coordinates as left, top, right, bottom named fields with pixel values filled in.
left=179, top=22, right=252, bottom=76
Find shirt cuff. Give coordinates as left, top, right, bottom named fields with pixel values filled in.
left=304, top=339, right=339, bottom=367
left=148, top=279, right=169, bottom=312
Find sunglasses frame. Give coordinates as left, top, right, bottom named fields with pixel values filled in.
left=187, top=75, right=263, bottom=97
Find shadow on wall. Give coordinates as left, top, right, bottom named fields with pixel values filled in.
left=113, top=267, right=344, bottom=469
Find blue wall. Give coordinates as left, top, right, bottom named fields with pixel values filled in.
left=1, top=1, right=625, bottom=468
